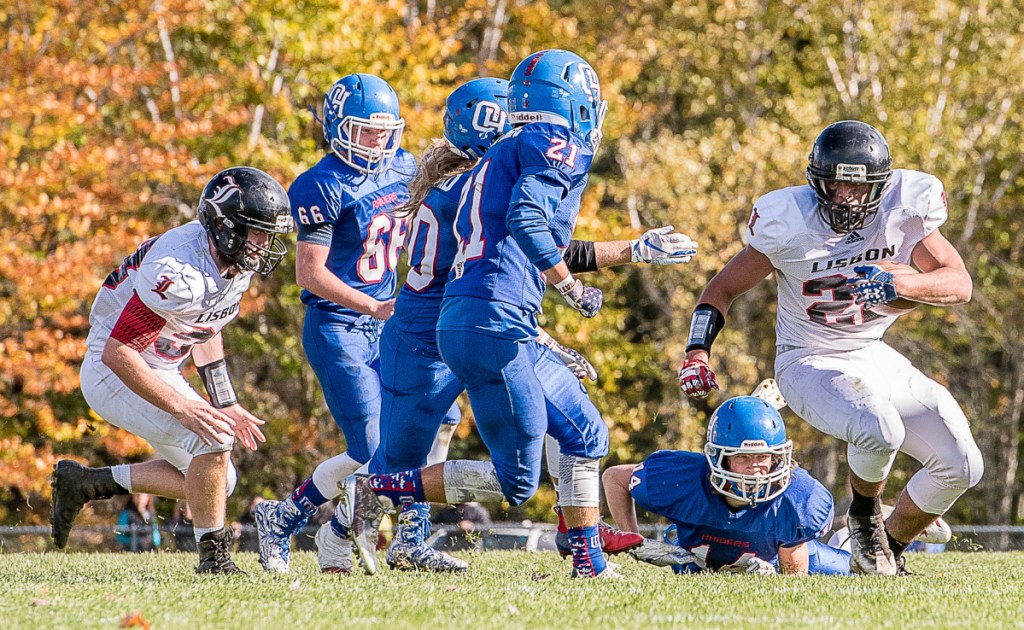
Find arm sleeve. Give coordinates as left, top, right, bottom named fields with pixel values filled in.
left=563, top=240, right=598, bottom=273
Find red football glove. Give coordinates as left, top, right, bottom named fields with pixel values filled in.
left=678, top=358, right=719, bottom=399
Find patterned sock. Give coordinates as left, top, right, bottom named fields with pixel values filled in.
left=568, top=525, right=607, bottom=577
left=289, top=476, right=330, bottom=518
left=397, top=502, right=432, bottom=545
left=367, top=469, right=426, bottom=505
left=330, top=511, right=349, bottom=540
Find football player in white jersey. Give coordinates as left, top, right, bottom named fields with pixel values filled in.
left=678, top=121, right=983, bottom=576
left=51, top=167, right=294, bottom=574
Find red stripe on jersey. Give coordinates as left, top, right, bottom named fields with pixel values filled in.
left=110, top=292, right=166, bottom=352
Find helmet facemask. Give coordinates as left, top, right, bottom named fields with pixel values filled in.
left=215, top=215, right=291, bottom=276
left=705, top=440, right=794, bottom=505
left=329, top=113, right=405, bottom=177
left=807, top=163, right=889, bottom=233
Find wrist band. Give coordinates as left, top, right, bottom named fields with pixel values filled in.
left=198, top=359, right=238, bottom=408
left=685, top=304, right=726, bottom=354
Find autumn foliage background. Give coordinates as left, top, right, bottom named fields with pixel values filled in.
left=3, top=0, right=1024, bottom=529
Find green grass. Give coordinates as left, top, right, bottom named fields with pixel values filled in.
left=2, top=551, right=1023, bottom=629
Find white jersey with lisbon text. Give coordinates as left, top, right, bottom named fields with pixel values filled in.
left=85, top=220, right=252, bottom=372
left=746, top=169, right=947, bottom=352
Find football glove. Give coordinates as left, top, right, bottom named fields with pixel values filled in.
left=556, top=277, right=603, bottom=318
left=847, top=265, right=899, bottom=305
left=537, top=332, right=598, bottom=382
left=630, top=226, right=699, bottom=265
left=718, top=556, right=777, bottom=575
left=678, top=358, right=719, bottom=399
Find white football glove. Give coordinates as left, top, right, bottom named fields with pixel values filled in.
left=630, top=226, right=699, bottom=265
left=718, top=556, right=777, bottom=575
left=537, top=331, right=598, bottom=382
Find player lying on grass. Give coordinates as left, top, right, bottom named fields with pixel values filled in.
left=603, top=395, right=852, bottom=575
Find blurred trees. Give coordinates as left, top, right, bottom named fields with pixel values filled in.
left=2, top=0, right=1022, bottom=527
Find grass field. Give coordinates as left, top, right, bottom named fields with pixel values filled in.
left=3, top=551, right=1023, bottom=629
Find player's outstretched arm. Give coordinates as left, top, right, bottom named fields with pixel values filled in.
left=564, top=227, right=699, bottom=272
left=602, top=464, right=641, bottom=533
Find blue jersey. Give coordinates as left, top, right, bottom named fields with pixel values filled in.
left=288, top=150, right=416, bottom=319
left=630, top=451, right=834, bottom=572
left=390, top=170, right=471, bottom=347
left=440, top=123, right=593, bottom=337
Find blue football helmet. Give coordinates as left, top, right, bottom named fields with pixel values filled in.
left=704, top=396, right=794, bottom=505
left=443, top=77, right=511, bottom=159
left=323, top=74, right=405, bottom=176
left=507, top=49, right=608, bottom=151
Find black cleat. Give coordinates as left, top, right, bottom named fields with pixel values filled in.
left=197, top=528, right=245, bottom=575
left=847, top=511, right=897, bottom=576
left=50, top=460, right=128, bottom=549
left=895, top=554, right=914, bottom=576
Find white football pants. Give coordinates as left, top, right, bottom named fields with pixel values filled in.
left=776, top=341, right=983, bottom=515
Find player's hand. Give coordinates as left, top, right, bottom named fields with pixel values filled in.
left=847, top=265, right=898, bottom=305
left=558, top=278, right=603, bottom=318
left=678, top=358, right=719, bottom=399
left=630, top=226, right=699, bottom=265
left=719, top=556, right=777, bottom=575
left=219, top=404, right=267, bottom=451
left=369, top=298, right=396, bottom=320
left=172, top=400, right=235, bottom=446
left=537, top=332, right=598, bottom=381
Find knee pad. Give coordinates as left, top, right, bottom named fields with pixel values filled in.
left=225, top=461, right=238, bottom=497
left=557, top=455, right=600, bottom=508
left=853, top=407, right=906, bottom=454
left=442, top=460, right=506, bottom=503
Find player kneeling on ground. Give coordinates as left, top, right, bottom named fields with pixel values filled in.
left=51, top=167, right=293, bottom=575
left=603, top=396, right=851, bottom=575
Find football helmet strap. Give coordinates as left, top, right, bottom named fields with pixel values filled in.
left=197, top=167, right=293, bottom=275
left=508, top=49, right=608, bottom=151
left=443, top=77, right=511, bottom=159
left=704, top=396, right=794, bottom=505
left=323, top=73, right=405, bottom=176
left=806, top=120, right=893, bottom=234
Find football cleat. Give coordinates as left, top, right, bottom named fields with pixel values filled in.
left=254, top=499, right=307, bottom=574
left=571, top=561, right=622, bottom=579
left=342, top=476, right=392, bottom=575
left=555, top=521, right=644, bottom=557
left=196, top=528, right=245, bottom=575
left=50, top=460, right=128, bottom=549
left=847, top=511, right=897, bottom=576
left=386, top=541, right=468, bottom=573
left=629, top=539, right=699, bottom=568
left=827, top=504, right=953, bottom=551
left=315, top=521, right=354, bottom=574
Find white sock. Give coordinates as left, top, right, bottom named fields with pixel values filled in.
left=311, top=452, right=363, bottom=500
left=193, top=525, right=223, bottom=543
left=111, top=464, right=132, bottom=493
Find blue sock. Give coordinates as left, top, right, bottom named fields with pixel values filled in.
left=568, top=525, right=607, bottom=577
left=397, top=502, right=432, bottom=544
left=367, top=469, right=426, bottom=505
left=330, top=511, right=349, bottom=539
left=289, top=476, right=329, bottom=518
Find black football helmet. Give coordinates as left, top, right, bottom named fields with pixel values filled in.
left=806, top=120, right=893, bottom=233
left=197, top=167, right=293, bottom=275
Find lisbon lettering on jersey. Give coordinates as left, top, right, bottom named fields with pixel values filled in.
left=195, top=301, right=241, bottom=324
left=810, top=245, right=897, bottom=273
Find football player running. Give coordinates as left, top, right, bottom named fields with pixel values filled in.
left=678, top=121, right=983, bottom=575
left=604, top=396, right=850, bottom=575
left=329, top=49, right=636, bottom=579
left=254, top=73, right=416, bottom=574
left=353, top=78, right=696, bottom=574
left=51, top=167, right=294, bottom=574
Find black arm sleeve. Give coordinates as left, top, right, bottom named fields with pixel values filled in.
left=563, top=240, right=599, bottom=274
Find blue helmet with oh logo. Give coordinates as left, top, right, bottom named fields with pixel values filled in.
left=507, top=49, right=607, bottom=151
left=443, top=77, right=511, bottom=160
left=704, top=396, right=794, bottom=505
left=322, top=73, right=405, bottom=176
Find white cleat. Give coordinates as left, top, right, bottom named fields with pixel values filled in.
left=315, top=521, right=354, bottom=574
left=386, top=541, right=468, bottom=573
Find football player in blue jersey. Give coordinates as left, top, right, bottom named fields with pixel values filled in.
left=254, top=73, right=416, bottom=574
left=602, top=396, right=851, bottom=575
left=330, top=49, right=640, bottom=579
left=346, top=77, right=697, bottom=574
